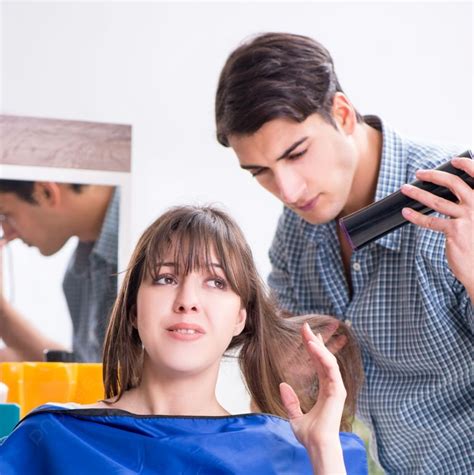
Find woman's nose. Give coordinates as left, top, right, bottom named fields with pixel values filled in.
left=172, top=280, right=201, bottom=314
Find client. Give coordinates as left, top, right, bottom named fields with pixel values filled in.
left=0, top=205, right=367, bottom=474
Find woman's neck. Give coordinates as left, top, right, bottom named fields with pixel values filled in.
left=109, top=361, right=229, bottom=417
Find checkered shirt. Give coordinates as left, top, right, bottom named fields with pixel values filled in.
left=62, top=189, right=119, bottom=363
left=268, top=116, right=473, bottom=474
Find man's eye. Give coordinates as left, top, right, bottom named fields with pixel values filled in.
left=208, top=278, right=226, bottom=290
left=250, top=168, right=266, bottom=178
left=287, top=150, right=307, bottom=161
left=154, top=275, right=177, bottom=285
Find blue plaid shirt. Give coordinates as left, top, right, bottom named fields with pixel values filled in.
left=63, top=189, right=119, bottom=363
left=268, top=116, right=473, bottom=474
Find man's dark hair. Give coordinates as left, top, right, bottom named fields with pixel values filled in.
left=215, top=32, right=363, bottom=146
left=0, top=180, right=84, bottom=204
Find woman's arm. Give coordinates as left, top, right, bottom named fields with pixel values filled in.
left=280, top=323, right=347, bottom=475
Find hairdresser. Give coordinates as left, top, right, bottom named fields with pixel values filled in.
left=215, top=32, right=473, bottom=474
left=0, top=181, right=118, bottom=363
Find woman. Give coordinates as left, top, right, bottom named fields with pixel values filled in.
left=0, top=205, right=366, bottom=474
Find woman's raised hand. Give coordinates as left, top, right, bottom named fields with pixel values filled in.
left=280, top=322, right=347, bottom=475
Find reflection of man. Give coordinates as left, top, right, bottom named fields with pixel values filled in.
left=216, top=33, right=473, bottom=473
left=0, top=181, right=118, bottom=362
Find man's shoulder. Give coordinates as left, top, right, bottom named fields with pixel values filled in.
left=404, top=138, right=464, bottom=179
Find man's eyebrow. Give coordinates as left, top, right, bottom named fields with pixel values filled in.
left=240, top=164, right=264, bottom=171
left=276, top=137, right=308, bottom=161
left=239, top=137, right=308, bottom=170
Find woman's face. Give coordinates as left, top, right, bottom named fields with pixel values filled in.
left=136, top=249, right=246, bottom=378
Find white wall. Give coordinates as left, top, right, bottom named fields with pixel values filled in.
left=1, top=1, right=472, bottom=413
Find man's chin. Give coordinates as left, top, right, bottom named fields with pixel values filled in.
left=293, top=208, right=335, bottom=226
left=38, top=247, right=58, bottom=257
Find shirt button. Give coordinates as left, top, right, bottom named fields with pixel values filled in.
left=352, top=262, right=361, bottom=272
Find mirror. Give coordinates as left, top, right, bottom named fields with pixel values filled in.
left=0, top=114, right=131, bottom=363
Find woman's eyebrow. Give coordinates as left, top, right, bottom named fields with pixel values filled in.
left=157, top=262, right=175, bottom=267
left=156, top=262, right=223, bottom=269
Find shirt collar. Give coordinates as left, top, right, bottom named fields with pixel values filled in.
left=365, top=115, right=408, bottom=251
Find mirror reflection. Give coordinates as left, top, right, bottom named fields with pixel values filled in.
left=0, top=114, right=131, bottom=363
left=0, top=180, right=119, bottom=362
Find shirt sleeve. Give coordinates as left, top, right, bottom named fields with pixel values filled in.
left=268, top=216, right=299, bottom=314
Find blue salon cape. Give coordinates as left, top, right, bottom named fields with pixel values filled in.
left=0, top=405, right=367, bottom=474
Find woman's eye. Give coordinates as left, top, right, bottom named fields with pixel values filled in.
left=207, top=278, right=226, bottom=290
left=154, top=275, right=177, bottom=285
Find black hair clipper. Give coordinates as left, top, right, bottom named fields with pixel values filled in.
left=339, top=149, right=473, bottom=251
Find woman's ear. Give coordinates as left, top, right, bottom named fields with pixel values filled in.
left=233, top=308, right=247, bottom=336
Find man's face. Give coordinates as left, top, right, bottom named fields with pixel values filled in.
left=228, top=113, right=359, bottom=225
left=0, top=191, right=67, bottom=256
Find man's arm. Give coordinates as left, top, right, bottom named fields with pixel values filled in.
left=0, top=296, right=68, bottom=361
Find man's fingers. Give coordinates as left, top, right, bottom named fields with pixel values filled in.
left=280, top=382, right=303, bottom=420
left=451, top=156, right=474, bottom=179
left=0, top=232, right=19, bottom=246
left=402, top=208, right=449, bottom=233
left=401, top=183, right=463, bottom=218
left=415, top=164, right=472, bottom=204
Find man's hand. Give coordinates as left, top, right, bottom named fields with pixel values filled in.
left=401, top=156, right=474, bottom=298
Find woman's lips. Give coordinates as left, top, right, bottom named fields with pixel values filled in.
left=166, top=323, right=205, bottom=341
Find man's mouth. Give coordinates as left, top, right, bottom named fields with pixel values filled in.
left=296, top=195, right=319, bottom=212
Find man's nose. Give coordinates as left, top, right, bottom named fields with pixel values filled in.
left=0, top=220, right=19, bottom=243
left=274, top=169, right=306, bottom=205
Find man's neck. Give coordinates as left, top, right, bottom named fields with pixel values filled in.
left=74, top=186, right=115, bottom=242
left=340, top=122, right=383, bottom=217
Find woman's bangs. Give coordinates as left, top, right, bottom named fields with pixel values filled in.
left=143, top=220, right=245, bottom=298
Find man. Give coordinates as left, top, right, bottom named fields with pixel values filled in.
left=0, top=180, right=118, bottom=362
left=215, top=33, right=473, bottom=473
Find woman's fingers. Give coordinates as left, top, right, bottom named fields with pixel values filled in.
left=325, top=334, right=347, bottom=355
left=280, top=382, right=303, bottom=420
left=302, top=324, right=345, bottom=392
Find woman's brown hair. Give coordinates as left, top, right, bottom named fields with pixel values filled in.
left=102, top=205, right=363, bottom=430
